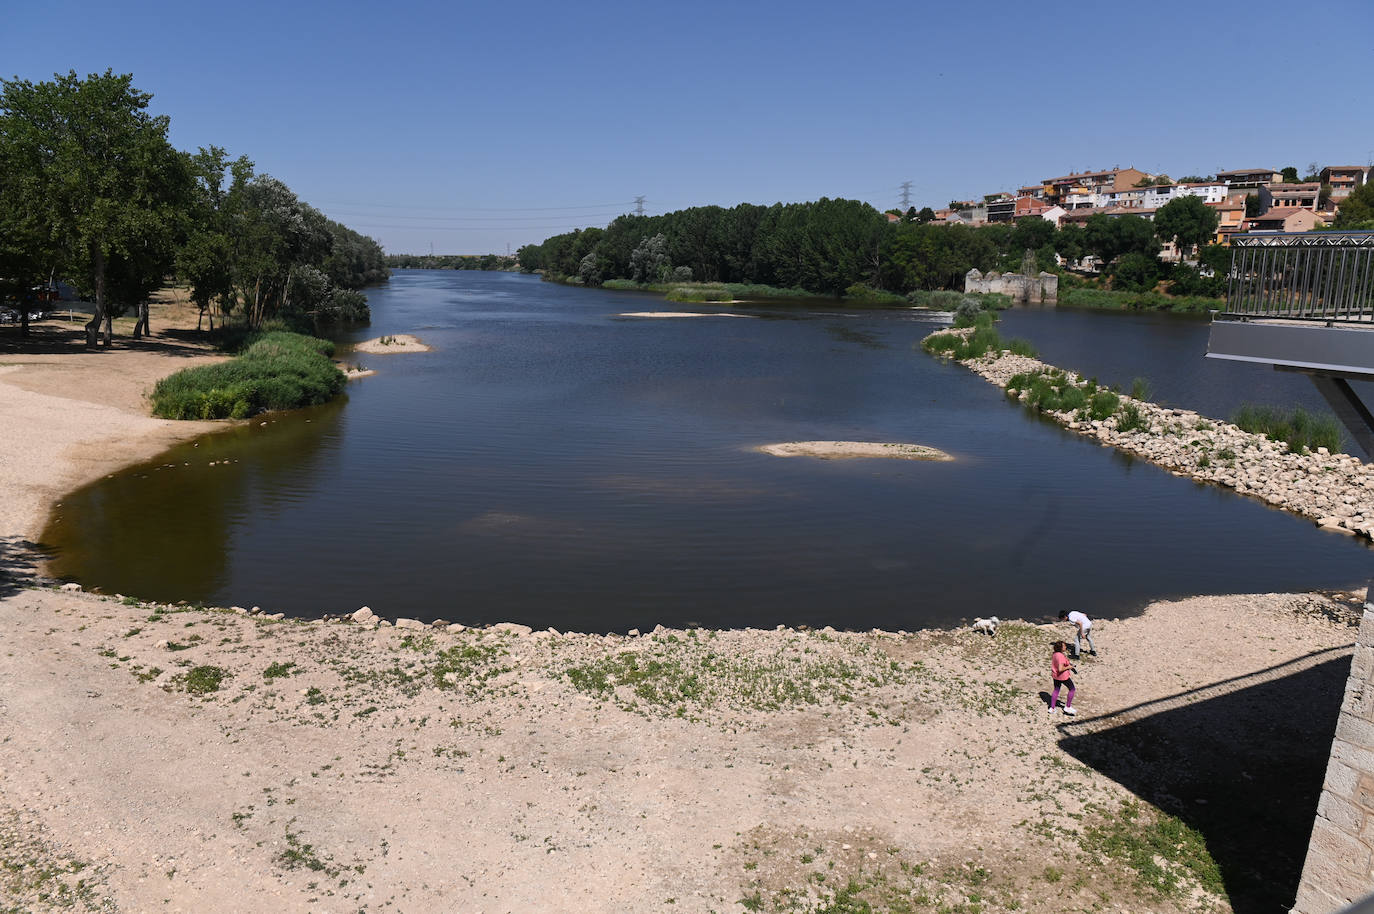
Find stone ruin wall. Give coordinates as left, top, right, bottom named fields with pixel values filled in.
left=963, top=268, right=1059, bottom=303
left=1293, top=598, right=1374, bottom=913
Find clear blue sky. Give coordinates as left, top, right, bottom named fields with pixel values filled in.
left=5, top=0, right=1372, bottom=254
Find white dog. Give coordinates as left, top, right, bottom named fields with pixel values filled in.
left=972, top=616, right=999, bottom=636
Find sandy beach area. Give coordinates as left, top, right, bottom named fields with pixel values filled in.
left=352, top=333, right=431, bottom=354
left=0, top=304, right=1360, bottom=913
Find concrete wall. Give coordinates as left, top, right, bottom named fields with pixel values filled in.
left=964, top=268, right=1059, bottom=303
left=1293, top=596, right=1374, bottom=913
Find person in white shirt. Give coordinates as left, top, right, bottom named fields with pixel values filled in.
left=1058, top=610, right=1096, bottom=658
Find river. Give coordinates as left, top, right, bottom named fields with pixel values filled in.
left=42, top=272, right=1373, bottom=630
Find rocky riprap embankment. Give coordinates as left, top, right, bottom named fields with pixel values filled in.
left=929, top=330, right=1374, bottom=540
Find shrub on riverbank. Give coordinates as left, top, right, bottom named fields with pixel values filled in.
left=603, top=278, right=817, bottom=302
left=1231, top=404, right=1343, bottom=454
left=151, top=331, right=345, bottom=420
left=1060, top=287, right=1223, bottom=314
left=925, top=313, right=1038, bottom=361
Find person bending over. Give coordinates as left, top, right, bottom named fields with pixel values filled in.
left=1058, top=609, right=1096, bottom=658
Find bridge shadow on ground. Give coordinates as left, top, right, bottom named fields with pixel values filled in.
left=1059, top=647, right=1353, bottom=914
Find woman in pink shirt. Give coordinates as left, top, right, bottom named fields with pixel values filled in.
left=1048, top=640, right=1076, bottom=716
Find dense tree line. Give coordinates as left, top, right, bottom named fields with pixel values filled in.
left=517, top=196, right=1223, bottom=299
left=386, top=254, right=516, bottom=271
left=0, top=70, right=387, bottom=344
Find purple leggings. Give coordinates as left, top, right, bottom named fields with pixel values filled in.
left=1050, top=677, right=1075, bottom=709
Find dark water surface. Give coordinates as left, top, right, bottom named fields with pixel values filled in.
left=44, top=272, right=1373, bottom=630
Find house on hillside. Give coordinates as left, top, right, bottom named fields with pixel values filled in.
left=1319, top=165, right=1370, bottom=200
left=1244, top=208, right=1330, bottom=233
left=1207, top=199, right=1247, bottom=245
left=1258, top=182, right=1321, bottom=212
left=1040, top=167, right=1152, bottom=208
left=1217, top=167, right=1281, bottom=193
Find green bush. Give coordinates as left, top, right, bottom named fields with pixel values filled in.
left=1116, top=401, right=1148, bottom=433
left=1089, top=390, right=1120, bottom=420
left=665, top=286, right=732, bottom=302
left=1007, top=338, right=1038, bottom=357
left=185, top=665, right=225, bottom=694
left=1231, top=404, right=1344, bottom=454
left=151, top=331, right=345, bottom=420
left=843, top=283, right=907, bottom=305
left=1131, top=377, right=1152, bottom=400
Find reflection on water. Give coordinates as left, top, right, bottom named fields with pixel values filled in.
left=43, top=272, right=1374, bottom=630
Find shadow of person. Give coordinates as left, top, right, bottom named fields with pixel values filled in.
left=1057, top=648, right=1352, bottom=914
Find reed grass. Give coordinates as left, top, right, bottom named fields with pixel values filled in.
left=151, top=331, right=344, bottom=420
left=1231, top=404, right=1344, bottom=454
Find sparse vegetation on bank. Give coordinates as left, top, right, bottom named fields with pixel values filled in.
left=150, top=330, right=344, bottom=419
left=923, top=312, right=1038, bottom=361
left=1059, top=287, right=1223, bottom=314
left=1231, top=404, right=1344, bottom=455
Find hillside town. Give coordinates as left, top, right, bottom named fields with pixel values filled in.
left=926, top=163, right=1370, bottom=247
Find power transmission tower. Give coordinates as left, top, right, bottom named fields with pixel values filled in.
left=634, top=195, right=646, bottom=216
left=899, top=181, right=913, bottom=209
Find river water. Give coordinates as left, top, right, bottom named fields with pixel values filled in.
left=42, top=272, right=1373, bottom=630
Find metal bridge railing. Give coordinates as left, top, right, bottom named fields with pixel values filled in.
left=1224, top=231, right=1374, bottom=323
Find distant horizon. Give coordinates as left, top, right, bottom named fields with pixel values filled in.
left=5, top=0, right=1371, bottom=255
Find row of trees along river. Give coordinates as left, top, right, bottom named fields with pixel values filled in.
left=517, top=184, right=1374, bottom=303
left=0, top=70, right=388, bottom=346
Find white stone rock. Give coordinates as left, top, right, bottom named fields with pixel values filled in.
left=491, top=622, right=533, bottom=636
left=60, top=583, right=82, bottom=592
left=446, top=623, right=467, bottom=633
left=351, top=606, right=376, bottom=623
left=395, top=618, right=425, bottom=630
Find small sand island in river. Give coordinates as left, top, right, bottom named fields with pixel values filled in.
left=757, top=440, right=953, bottom=460
left=619, top=311, right=750, bottom=318
left=353, top=333, right=431, bottom=353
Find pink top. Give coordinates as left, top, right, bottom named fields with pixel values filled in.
left=1051, top=651, right=1072, bottom=682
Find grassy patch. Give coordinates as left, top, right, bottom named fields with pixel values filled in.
left=1060, top=287, right=1223, bottom=313
left=262, top=661, right=297, bottom=681
left=1082, top=800, right=1223, bottom=899
left=560, top=634, right=912, bottom=718
left=150, top=330, right=345, bottom=420
left=185, top=665, right=226, bottom=694
left=1231, top=403, right=1343, bottom=454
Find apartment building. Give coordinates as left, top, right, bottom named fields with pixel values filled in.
left=1258, top=182, right=1321, bottom=212
left=1318, top=165, right=1370, bottom=200
left=1216, top=168, right=1280, bottom=191
left=1040, top=167, right=1151, bottom=207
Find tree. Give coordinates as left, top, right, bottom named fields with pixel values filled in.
left=1280, top=166, right=1300, bottom=183
left=0, top=70, right=189, bottom=346
left=1084, top=214, right=1159, bottom=263
left=629, top=234, right=671, bottom=283
left=1111, top=252, right=1161, bottom=292
left=1335, top=181, right=1374, bottom=228
left=1245, top=194, right=1262, bottom=218
left=1153, top=195, right=1220, bottom=261
left=917, top=206, right=936, bottom=224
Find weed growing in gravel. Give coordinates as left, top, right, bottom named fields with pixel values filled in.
left=560, top=635, right=913, bottom=718
left=1116, top=401, right=1148, bottom=433
left=262, top=661, right=297, bottom=680
left=185, top=665, right=226, bottom=694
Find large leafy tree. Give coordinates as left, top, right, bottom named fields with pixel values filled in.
left=0, top=70, right=189, bottom=346
left=1153, top=195, right=1220, bottom=260
left=1335, top=182, right=1374, bottom=229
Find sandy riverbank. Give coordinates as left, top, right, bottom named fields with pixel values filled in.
left=0, top=308, right=1362, bottom=912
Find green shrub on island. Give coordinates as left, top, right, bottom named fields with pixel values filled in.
left=1007, top=338, right=1038, bottom=358
left=151, top=331, right=344, bottom=420
left=1231, top=404, right=1343, bottom=454
left=1006, top=369, right=1082, bottom=413
left=923, top=315, right=1003, bottom=361
left=1116, top=401, right=1149, bottom=433
left=1088, top=389, right=1121, bottom=421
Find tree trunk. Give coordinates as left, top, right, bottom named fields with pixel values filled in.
left=132, top=301, right=150, bottom=338
left=84, top=244, right=106, bottom=348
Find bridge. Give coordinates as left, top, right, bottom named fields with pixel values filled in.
left=1206, top=231, right=1374, bottom=913
left=1207, top=231, right=1374, bottom=457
